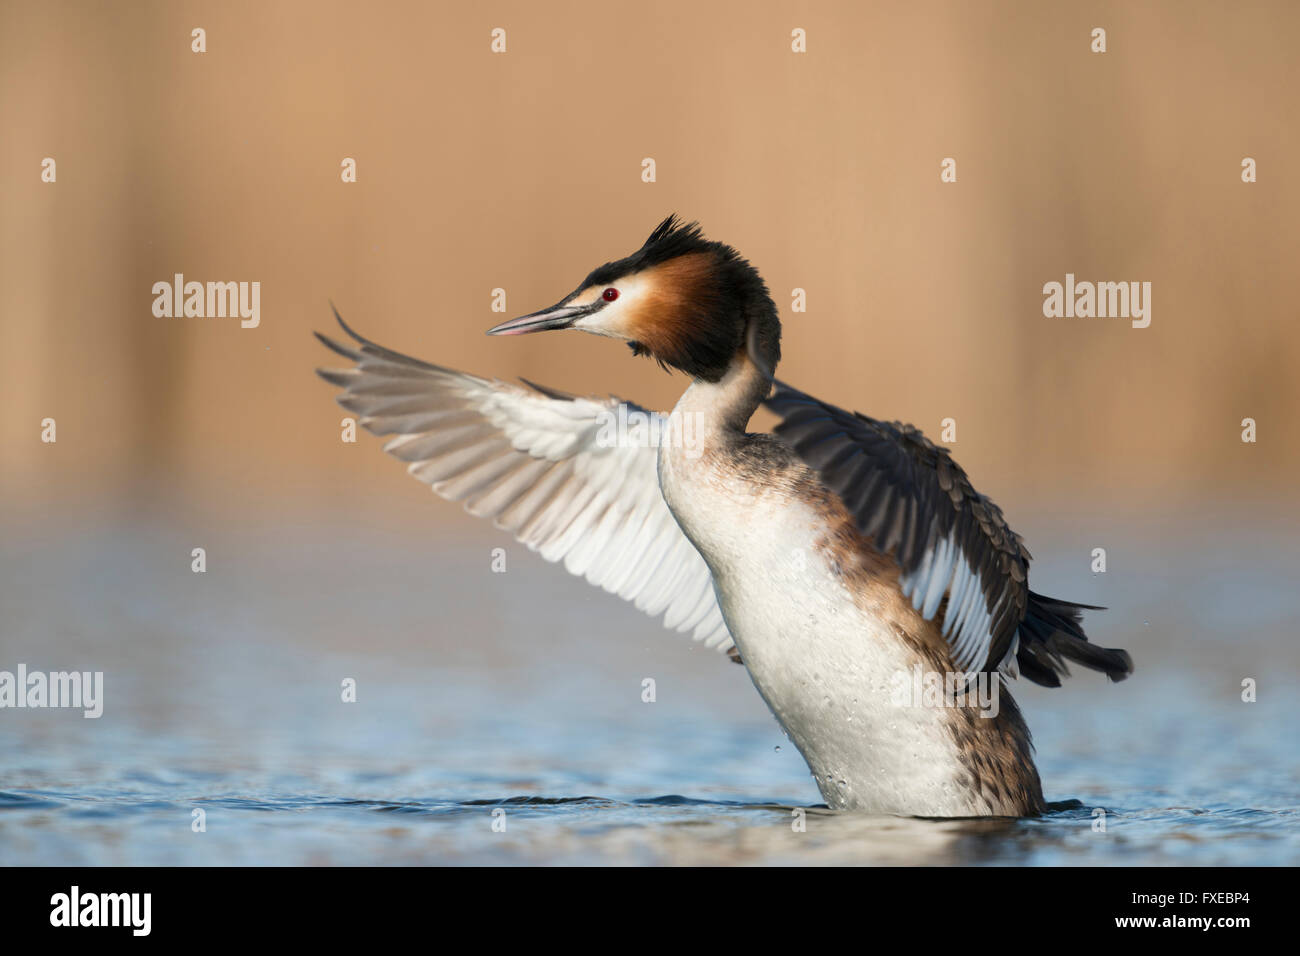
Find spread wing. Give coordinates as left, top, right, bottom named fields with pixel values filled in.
left=315, top=312, right=736, bottom=659
left=766, top=381, right=1131, bottom=686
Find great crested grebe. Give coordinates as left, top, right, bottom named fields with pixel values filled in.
left=316, top=215, right=1132, bottom=817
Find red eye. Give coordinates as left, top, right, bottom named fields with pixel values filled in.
left=602, top=287, right=619, bottom=302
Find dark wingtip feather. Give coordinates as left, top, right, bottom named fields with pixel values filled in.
left=1017, top=591, right=1133, bottom=686
left=519, top=377, right=575, bottom=401
left=318, top=306, right=449, bottom=374
left=328, top=303, right=376, bottom=349
left=314, top=330, right=361, bottom=362
left=315, top=366, right=356, bottom=388
left=1016, top=654, right=1063, bottom=688
left=1049, top=638, right=1133, bottom=683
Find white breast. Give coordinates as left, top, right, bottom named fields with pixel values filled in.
left=659, top=402, right=988, bottom=816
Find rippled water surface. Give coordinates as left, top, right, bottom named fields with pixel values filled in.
left=2, top=509, right=1298, bottom=865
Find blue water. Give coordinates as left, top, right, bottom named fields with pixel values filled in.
left=1, top=508, right=1297, bottom=865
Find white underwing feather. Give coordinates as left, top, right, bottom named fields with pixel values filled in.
left=318, top=330, right=736, bottom=657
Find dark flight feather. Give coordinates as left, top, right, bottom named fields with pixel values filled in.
left=765, top=381, right=1132, bottom=686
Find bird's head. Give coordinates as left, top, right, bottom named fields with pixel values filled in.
left=487, top=215, right=779, bottom=382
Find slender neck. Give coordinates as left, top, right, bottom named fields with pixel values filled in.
left=677, top=351, right=771, bottom=436
left=670, top=296, right=780, bottom=438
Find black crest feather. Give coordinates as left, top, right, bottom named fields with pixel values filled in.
left=638, top=214, right=709, bottom=265
left=582, top=214, right=713, bottom=288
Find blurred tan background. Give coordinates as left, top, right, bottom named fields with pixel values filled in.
left=2, top=0, right=1298, bottom=528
